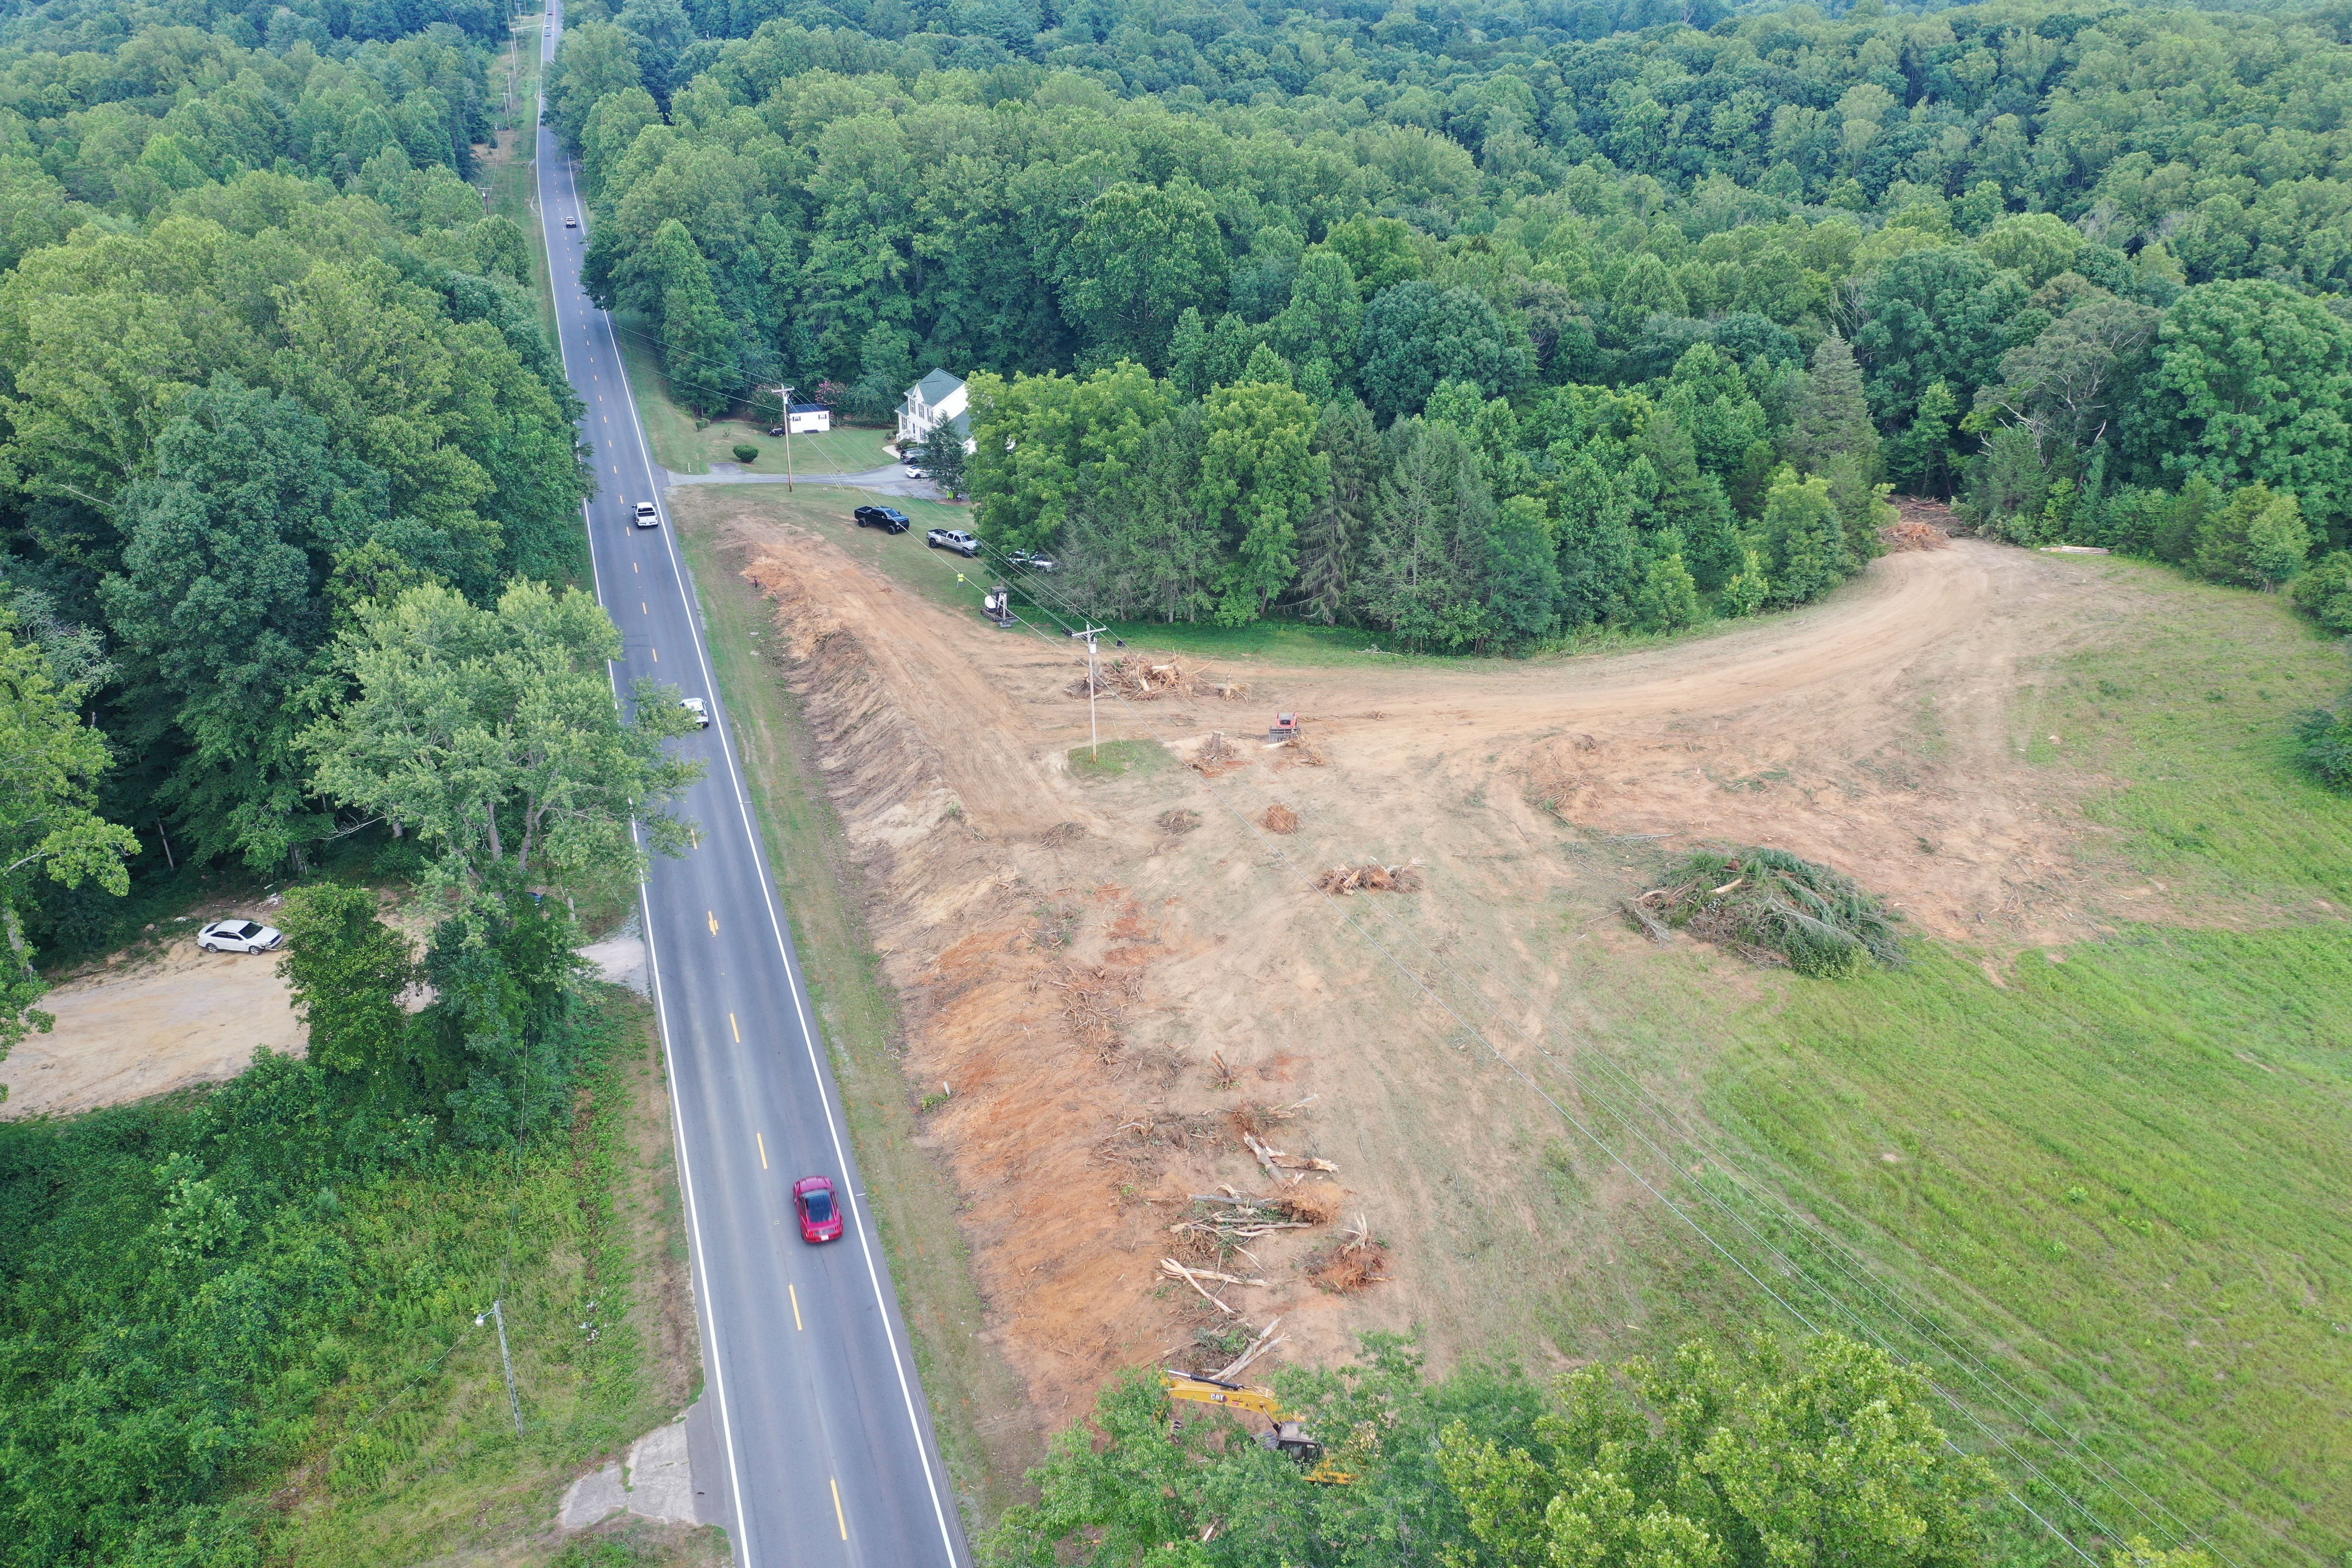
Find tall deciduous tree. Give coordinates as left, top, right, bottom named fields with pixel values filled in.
left=304, top=580, right=704, bottom=912
left=1761, top=468, right=1855, bottom=606
left=1356, top=282, right=1527, bottom=423
left=646, top=218, right=740, bottom=417
left=2131, top=280, right=2352, bottom=532
left=101, top=376, right=386, bottom=871
left=1060, top=181, right=1228, bottom=368
left=0, top=615, right=138, bottom=1080
left=1856, top=248, right=2028, bottom=424
left=967, top=363, right=1176, bottom=551
left=1440, top=1336, right=1994, bottom=1568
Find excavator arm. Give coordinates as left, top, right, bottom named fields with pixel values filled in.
left=1161, top=1372, right=1357, bottom=1483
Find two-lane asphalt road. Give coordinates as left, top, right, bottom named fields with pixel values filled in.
left=532, top=10, right=968, bottom=1565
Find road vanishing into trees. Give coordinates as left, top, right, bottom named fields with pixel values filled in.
left=534, top=9, right=970, bottom=1566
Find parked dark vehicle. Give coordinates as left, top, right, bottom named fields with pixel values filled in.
left=854, top=505, right=911, bottom=533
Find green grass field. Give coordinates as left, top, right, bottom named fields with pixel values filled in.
left=1657, top=563, right=2352, bottom=1564
left=608, top=326, right=895, bottom=476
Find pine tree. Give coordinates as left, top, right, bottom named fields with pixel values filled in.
left=1167, top=307, right=1210, bottom=399
left=1787, top=334, right=1878, bottom=478
left=1483, top=494, right=1560, bottom=647
left=1553, top=452, right=1638, bottom=627
left=1298, top=397, right=1382, bottom=624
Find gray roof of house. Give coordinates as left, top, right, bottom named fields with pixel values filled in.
left=912, top=367, right=964, bottom=405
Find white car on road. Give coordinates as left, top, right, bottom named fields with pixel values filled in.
left=680, top=697, right=710, bottom=728
left=198, top=919, right=284, bottom=953
left=634, top=501, right=660, bottom=528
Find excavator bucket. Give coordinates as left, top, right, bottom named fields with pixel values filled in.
left=1268, top=712, right=1298, bottom=743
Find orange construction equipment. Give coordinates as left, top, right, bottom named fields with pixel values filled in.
left=1267, top=712, right=1298, bottom=743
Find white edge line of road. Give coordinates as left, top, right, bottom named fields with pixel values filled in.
left=538, top=44, right=964, bottom=1565
left=530, top=44, right=762, bottom=1565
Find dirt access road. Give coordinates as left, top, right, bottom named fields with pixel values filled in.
left=686, top=488, right=2145, bottom=1427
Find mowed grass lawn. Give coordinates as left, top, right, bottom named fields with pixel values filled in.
left=1707, top=560, right=2352, bottom=1565
left=609, top=325, right=895, bottom=475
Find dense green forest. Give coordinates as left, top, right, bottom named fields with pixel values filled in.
left=554, top=0, right=2352, bottom=647
left=981, top=1331, right=2210, bottom=1568
left=0, top=2, right=717, bottom=1562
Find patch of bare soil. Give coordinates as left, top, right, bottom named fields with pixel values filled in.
left=1, top=919, right=306, bottom=1117
left=2, top=909, right=654, bottom=1120
left=705, top=494, right=2146, bottom=1427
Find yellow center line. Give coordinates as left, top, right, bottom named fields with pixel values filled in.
left=642, top=601, right=648, bottom=615
left=632, top=560, right=638, bottom=572
left=829, top=1475, right=845, bottom=1539
left=756, top=1132, right=767, bottom=1169
left=729, top=1012, right=739, bottom=1041
left=651, top=646, right=658, bottom=662
left=791, top=1283, right=804, bottom=1332
left=707, top=910, right=719, bottom=935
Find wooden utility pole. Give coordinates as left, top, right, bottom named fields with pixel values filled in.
left=1070, top=625, right=1106, bottom=761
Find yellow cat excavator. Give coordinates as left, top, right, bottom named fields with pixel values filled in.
left=1161, top=1370, right=1357, bottom=1484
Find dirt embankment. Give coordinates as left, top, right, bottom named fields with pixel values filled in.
left=715, top=498, right=2136, bottom=1427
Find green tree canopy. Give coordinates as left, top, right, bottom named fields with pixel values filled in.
left=2131, top=280, right=2352, bottom=531
left=303, top=580, right=704, bottom=913
left=1357, top=282, right=1526, bottom=423
left=0, top=615, right=138, bottom=1076
left=1060, top=181, right=1227, bottom=369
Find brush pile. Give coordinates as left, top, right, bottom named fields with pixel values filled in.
left=1879, top=518, right=1951, bottom=552
left=1314, top=862, right=1421, bottom=894
left=1626, top=846, right=1904, bottom=976
left=1260, top=803, right=1299, bottom=833
left=1158, top=808, right=1201, bottom=835
left=1066, top=654, right=1225, bottom=701
left=1041, top=963, right=1143, bottom=1059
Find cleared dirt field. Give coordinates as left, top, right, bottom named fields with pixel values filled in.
left=681, top=486, right=2185, bottom=1431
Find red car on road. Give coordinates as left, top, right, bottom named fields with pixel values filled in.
left=793, top=1176, right=844, bottom=1243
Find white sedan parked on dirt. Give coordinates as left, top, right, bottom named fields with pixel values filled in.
left=197, top=919, right=284, bottom=954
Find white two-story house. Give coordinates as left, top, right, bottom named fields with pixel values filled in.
left=898, top=368, right=974, bottom=453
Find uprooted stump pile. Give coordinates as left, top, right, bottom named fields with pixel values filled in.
left=1315, top=862, right=1422, bottom=894
left=1308, top=1215, right=1389, bottom=1294
left=1066, top=654, right=1246, bottom=701
left=1880, top=518, right=1952, bottom=552
left=1624, top=846, right=1905, bottom=976
left=1261, top=803, right=1300, bottom=833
